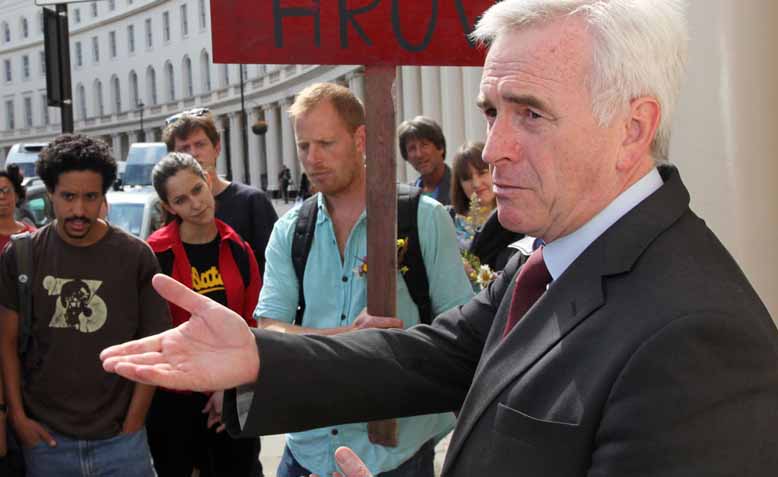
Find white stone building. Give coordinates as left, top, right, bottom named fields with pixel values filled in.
left=0, top=0, right=776, bottom=320
left=0, top=0, right=485, bottom=193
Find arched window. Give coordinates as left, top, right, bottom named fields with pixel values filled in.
left=94, top=79, right=104, bottom=116
left=111, top=75, right=121, bottom=114
left=200, top=49, right=211, bottom=93
left=182, top=55, right=193, bottom=98
left=21, top=17, right=29, bottom=39
left=1, top=22, right=10, bottom=44
left=129, top=70, right=139, bottom=107
left=146, top=66, right=157, bottom=105
left=218, top=63, right=229, bottom=88
left=164, top=61, right=175, bottom=102
left=76, top=83, right=87, bottom=119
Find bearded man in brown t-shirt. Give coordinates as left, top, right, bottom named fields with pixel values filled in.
left=0, top=134, right=171, bottom=477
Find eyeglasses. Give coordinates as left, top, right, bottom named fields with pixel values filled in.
left=164, top=107, right=210, bottom=126
left=0, top=187, right=13, bottom=196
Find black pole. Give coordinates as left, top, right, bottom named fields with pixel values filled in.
left=139, top=103, right=144, bottom=132
left=240, top=64, right=250, bottom=184
left=56, top=4, right=73, bottom=133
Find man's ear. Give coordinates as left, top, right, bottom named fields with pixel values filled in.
left=617, top=96, right=660, bottom=171
left=214, top=140, right=222, bottom=158
left=354, top=125, right=367, bottom=155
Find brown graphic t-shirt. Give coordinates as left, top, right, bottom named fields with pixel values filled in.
left=0, top=224, right=171, bottom=439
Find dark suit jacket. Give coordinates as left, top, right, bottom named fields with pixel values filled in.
left=226, top=167, right=778, bottom=476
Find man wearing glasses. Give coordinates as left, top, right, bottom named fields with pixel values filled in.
left=162, top=108, right=278, bottom=276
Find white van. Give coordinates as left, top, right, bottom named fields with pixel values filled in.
left=122, top=142, right=167, bottom=187
left=4, top=143, right=47, bottom=181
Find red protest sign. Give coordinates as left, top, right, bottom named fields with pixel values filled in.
left=210, top=0, right=494, bottom=66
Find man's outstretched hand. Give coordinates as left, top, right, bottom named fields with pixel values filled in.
left=100, top=274, right=259, bottom=391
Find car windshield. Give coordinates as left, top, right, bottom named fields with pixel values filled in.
left=15, top=162, right=37, bottom=179
left=124, top=145, right=166, bottom=186
left=107, top=203, right=144, bottom=237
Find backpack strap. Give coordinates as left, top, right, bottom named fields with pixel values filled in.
left=11, top=231, right=33, bottom=356
left=396, top=184, right=432, bottom=325
left=291, top=195, right=319, bottom=326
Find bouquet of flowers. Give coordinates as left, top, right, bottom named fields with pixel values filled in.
left=353, top=238, right=410, bottom=278
left=459, top=193, right=496, bottom=290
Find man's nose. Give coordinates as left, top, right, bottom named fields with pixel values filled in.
left=483, top=117, right=519, bottom=166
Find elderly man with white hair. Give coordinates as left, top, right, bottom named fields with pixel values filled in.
left=101, top=1, right=778, bottom=476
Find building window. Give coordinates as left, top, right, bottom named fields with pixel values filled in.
left=2, top=22, right=9, bottom=43
left=165, top=61, right=175, bottom=102
left=198, top=0, right=207, bottom=29
left=92, top=36, right=100, bottom=63
left=41, top=94, right=50, bottom=125
left=91, top=2, right=98, bottom=18
left=75, top=41, right=83, bottom=67
left=76, top=83, right=86, bottom=119
left=129, top=70, right=139, bottom=107
left=4, top=59, right=12, bottom=82
left=23, top=97, right=33, bottom=128
left=73, top=8, right=81, bottom=24
left=5, top=100, right=14, bottom=129
left=147, top=67, right=157, bottom=105
left=108, top=0, right=116, bottom=12
left=109, top=31, right=117, bottom=58
left=200, top=50, right=211, bottom=93
left=127, top=25, right=135, bottom=53
left=183, top=56, right=193, bottom=97
left=22, top=55, right=29, bottom=80
left=40, top=51, right=46, bottom=76
left=162, top=12, right=170, bottom=42
left=95, top=80, right=104, bottom=116
left=112, top=76, right=121, bottom=113
left=145, top=18, right=152, bottom=48
left=180, top=4, right=188, bottom=37
left=21, top=17, right=29, bottom=39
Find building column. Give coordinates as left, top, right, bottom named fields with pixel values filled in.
left=400, top=66, right=422, bottom=121
left=280, top=98, right=299, bottom=191
left=347, top=69, right=366, bottom=103
left=127, top=130, right=142, bottom=145
left=111, top=133, right=124, bottom=162
left=216, top=117, right=229, bottom=179
left=246, top=108, right=265, bottom=189
left=420, top=66, right=442, bottom=123
left=228, top=112, right=247, bottom=184
left=462, top=66, right=486, bottom=143
left=440, top=67, right=466, bottom=159
left=264, top=104, right=282, bottom=193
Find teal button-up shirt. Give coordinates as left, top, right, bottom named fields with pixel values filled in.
left=256, top=193, right=474, bottom=476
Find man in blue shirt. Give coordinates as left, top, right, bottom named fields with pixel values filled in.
left=397, top=116, right=452, bottom=206
left=255, top=83, right=473, bottom=477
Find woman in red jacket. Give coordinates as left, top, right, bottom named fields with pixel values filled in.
left=145, top=152, right=261, bottom=477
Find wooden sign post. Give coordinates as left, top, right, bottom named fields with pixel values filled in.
left=211, top=0, right=493, bottom=443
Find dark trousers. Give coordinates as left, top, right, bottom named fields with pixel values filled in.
left=276, top=439, right=435, bottom=477
left=146, top=389, right=262, bottom=477
left=1, top=423, right=26, bottom=476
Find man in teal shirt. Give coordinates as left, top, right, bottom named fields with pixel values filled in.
left=255, top=83, right=473, bottom=477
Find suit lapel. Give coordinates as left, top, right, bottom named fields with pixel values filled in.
left=441, top=166, right=692, bottom=474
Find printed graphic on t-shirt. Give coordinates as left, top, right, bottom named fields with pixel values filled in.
left=43, top=275, right=108, bottom=333
left=191, top=266, right=225, bottom=296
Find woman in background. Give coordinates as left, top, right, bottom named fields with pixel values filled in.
left=145, top=152, right=261, bottom=477
left=0, top=164, right=35, bottom=250
left=450, top=142, right=524, bottom=273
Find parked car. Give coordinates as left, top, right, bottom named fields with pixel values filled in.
left=15, top=178, right=55, bottom=228
left=106, top=187, right=164, bottom=239
left=5, top=143, right=47, bottom=180
left=121, top=143, right=167, bottom=187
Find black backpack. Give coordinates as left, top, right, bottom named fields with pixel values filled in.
left=291, top=184, right=432, bottom=326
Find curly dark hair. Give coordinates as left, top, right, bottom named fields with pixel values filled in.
left=36, top=134, right=117, bottom=194
left=0, top=164, right=27, bottom=202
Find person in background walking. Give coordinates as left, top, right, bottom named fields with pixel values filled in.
left=278, top=165, right=292, bottom=204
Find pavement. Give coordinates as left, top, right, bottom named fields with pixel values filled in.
left=260, top=198, right=451, bottom=477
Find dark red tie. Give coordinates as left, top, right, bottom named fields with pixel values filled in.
left=503, top=247, right=552, bottom=337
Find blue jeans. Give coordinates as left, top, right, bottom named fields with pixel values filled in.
left=23, top=427, right=156, bottom=477
left=277, top=439, right=435, bottom=477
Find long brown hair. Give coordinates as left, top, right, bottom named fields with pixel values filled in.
left=451, top=142, right=487, bottom=215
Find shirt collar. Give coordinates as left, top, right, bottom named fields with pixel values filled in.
left=544, top=168, right=663, bottom=281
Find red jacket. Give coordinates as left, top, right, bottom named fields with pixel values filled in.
left=147, top=219, right=260, bottom=327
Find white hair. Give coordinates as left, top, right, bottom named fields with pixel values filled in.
left=472, top=0, right=688, bottom=161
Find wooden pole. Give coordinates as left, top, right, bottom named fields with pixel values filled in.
left=364, top=65, right=398, bottom=319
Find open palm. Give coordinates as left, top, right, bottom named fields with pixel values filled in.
left=101, top=274, right=259, bottom=391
